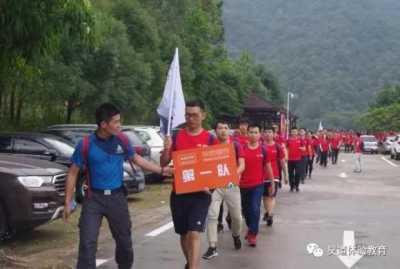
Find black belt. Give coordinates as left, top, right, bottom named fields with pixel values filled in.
left=91, top=187, right=123, bottom=195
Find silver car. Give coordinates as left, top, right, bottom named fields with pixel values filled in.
left=382, top=136, right=396, bottom=154
left=360, top=135, right=379, bottom=154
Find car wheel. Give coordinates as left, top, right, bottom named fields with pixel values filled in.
left=391, top=153, right=395, bottom=159
left=0, top=202, right=9, bottom=240
left=75, top=177, right=86, bottom=204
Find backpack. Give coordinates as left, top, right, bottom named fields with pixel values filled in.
left=79, top=132, right=135, bottom=200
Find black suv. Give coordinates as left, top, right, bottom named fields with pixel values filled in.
left=0, top=154, right=69, bottom=240
left=0, top=132, right=74, bottom=166
left=0, top=132, right=145, bottom=197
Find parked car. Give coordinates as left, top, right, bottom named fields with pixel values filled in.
left=360, top=135, right=379, bottom=154
left=390, top=135, right=400, bottom=160
left=124, top=126, right=164, bottom=165
left=46, top=124, right=151, bottom=161
left=0, top=132, right=74, bottom=167
left=0, top=132, right=145, bottom=197
left=46, top=124, right=153, bottom=182
left=0, top=154, right=69, bottom=240
left=382, top=136, right=397, bottom=154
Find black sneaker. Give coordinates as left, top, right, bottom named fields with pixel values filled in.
left=296, top=187, right=300, bottom=192
left=233, top=235, right=242, bottom=250
left=203, top=247, right=218, bottom=260
left=266, top=215, right=274, bottom=226
left=263, top=212, right=269, bottom=221
left=217, top=223, right=224, bottom=233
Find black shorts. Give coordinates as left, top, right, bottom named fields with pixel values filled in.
left=263, top=181, right=279, bottom=197
left=170, top=191, right=212, bottom=235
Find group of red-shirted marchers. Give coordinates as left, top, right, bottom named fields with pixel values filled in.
left=160, top=100, right=366, bottom=269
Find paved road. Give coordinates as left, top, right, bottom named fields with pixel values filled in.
left=96, top=153, right=400, bottom=269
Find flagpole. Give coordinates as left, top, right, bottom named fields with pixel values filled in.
left=166, top=89, right=175, bottom=136
left=286, top=92, right=290, bottom=139
left=166, top=48, right=178, bottom=136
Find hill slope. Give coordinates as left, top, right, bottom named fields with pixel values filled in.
left=223, top=0, right=400, bottom=128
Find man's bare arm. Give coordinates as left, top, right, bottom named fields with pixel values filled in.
left=63, top=164, right=80, bottom=222
left=237, top=157, right=245, bottom=176
left=132, top=154, right=172, bottom=176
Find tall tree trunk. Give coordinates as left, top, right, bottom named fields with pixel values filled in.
left=9, top=89, right=15, bottom=121
left=16, top=95, right=24, bottom=126
left=66, top=99, right=74, bottom=123
left=0, top=91, right=2, bottom=119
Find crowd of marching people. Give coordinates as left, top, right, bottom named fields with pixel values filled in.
left=64, top=101, right=368, bottom=269
left=200, top=118, right=366, bottom=262
left=159, top=100, right=368, bottom=269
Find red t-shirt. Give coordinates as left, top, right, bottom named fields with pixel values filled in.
left=172, top=129, right=217, bottom=192
left=241, top=144, right=266, bottom=188
left=173, top=129, right=217, bottom=151
left=265, top=143, right=284, bottom=180
left=235, top=134, right=249, bottom=146
left=307, top=138, right=315, bottom=156
left=320, top=137, right=330, bottom=152
left=275, top=133, right=287, bottom=146
left=354, top=138, right=363, bottom=153
left=330, top=136, right=340, bottom=149
left=287, top=137, right=303, bottom=161
left=300, top=137, right=308, bottom=157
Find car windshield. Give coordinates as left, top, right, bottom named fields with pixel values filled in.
left=136, top=129, right=164, bottom=146
left=53, top=130, right=94, bottom=145
left=362, top=136, right=377, bottom=142
left=43, top=137, right=75, bottom=157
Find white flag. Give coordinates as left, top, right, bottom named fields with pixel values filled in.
left=318, top=121, right=324, bottom=131
left=157, top=48, right=186, bottom=136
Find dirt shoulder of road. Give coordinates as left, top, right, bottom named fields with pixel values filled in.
left=0, top=181, right=172, bottom=269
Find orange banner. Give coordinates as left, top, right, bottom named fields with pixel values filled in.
left=172, top=144, right=239, bottom=194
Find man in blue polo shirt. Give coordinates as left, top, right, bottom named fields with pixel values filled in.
left=63, top=103, right=172, bottom=269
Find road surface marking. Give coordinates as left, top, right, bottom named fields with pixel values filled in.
left=338, top=231, right=364, bottom=268
left=96, top=259, right=109, bottom=267
left=381, top=156, right=398, bottom=167
left=145, top=221, right=174, bottom=237
left=339, top=172, right=348, bottom=178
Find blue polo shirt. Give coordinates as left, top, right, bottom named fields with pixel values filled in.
left=71, top=133, right=135, bottom=190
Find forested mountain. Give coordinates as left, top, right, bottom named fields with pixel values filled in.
left=222, top=0, right=400, bottom=129
left=0, top=0, right=281, bottom=130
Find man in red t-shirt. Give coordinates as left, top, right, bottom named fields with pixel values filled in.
left=203, top=120, right=245, bottom=260
left=241, top=124, right=273, bottom=247
left=305, top=131, right=316, bottom=179
left=299, top=128, right=309, bottom=184
left=319, top=133, right=330, bottom=167
left=262, top=127, right=287, bottom=226
left=286, top=128, right=306, bottom=192
left=330, top=131, right=342, bottom=165
left=235, top=117, right=249, bottom=146
left=161, top=100, right=217, bottom=269
left=272, top=124, right=288, bottom=164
